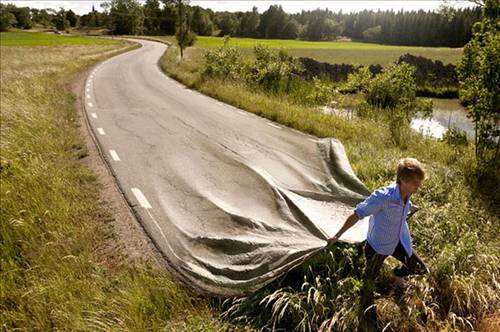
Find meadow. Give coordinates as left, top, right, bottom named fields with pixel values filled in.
left=0, top=31, right=120, bottom=46
left=0, top=31, right=234, bottom=331
left=152, top=35, right=463, bottom=65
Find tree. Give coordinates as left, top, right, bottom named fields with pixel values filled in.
left=143, top=0, right=161, bottom=35
left=237, top=6, right=259, bottom=37
left=456, top=0, right=499, bottom=166
left=53, top=8, right=69, bottom=31
left=175, top=0, right=196, bottom=58
left=258, top=5, right=288, bottom=39
left=0, top=5, right=17, bottom=32
left=104, top=0, right=144, bottom=35
left=30, top=8, right=53, bottom=27
left=191, top=6, right=213, bottom=36
left=298, top=9, right=342, bottom=41
left=216, top=12, right=237, bottom=36
left=7, top=5, right=32, bottom=29
left=66, top=9, right=78, bottom=27
left=362, top=25, right=382, bottom=42
left=281, top=18, right=299, bottom=39
left=160, top=0, right=177, bottom=34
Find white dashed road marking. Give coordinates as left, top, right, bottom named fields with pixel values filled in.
left=267, top=122, right=281, bottom=129
left=109, top=150, right=120, bottom=161
left=91, top=113, right=97, bottom=119
left=132, top=188, right=152, bottom=209
left=88, top=102, right=93, bottom=107
left=97, top=128, right=105, bottom=135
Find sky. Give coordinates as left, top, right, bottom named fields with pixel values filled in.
left=3, top=0, right=475, bottom=15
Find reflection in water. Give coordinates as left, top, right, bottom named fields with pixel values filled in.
left=411, top=118, right=448, bottom=139
left=411, top=110, right=474, bottom=139
left=321, top=99, right=474, bottom=140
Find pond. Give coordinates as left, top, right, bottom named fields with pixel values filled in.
left=411, top=98, right=474, bottom=139
left=321, top=98, right=474, bottom=140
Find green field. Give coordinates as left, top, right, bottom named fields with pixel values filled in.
left=154, top=35, right=463, bottom=65
left=0, top=31, right=120, bottom=46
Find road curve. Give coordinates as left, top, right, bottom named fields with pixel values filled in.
left=84, top=39, right=371, bottom=296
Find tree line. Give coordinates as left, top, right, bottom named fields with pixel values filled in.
left=1, top=0, right=481, bottom=47
left=0, top=3, right=78, bottom=32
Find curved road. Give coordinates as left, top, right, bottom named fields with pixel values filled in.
left=84, top=39, right=370, bottom=296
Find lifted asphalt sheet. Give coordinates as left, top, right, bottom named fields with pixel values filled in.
left=154, top=137, right=371, bottom=296
left=88, top=40, right=371, bottom=297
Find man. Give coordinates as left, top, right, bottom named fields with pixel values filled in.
left=328, top=157, right=429, bottom=318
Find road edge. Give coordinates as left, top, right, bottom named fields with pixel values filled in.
left=73, top=41, right=222, bottom=298
left=73, top=43, right=167, bottom=268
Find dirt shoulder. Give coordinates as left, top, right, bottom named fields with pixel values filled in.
left=72, top=59, right=165, bottom=268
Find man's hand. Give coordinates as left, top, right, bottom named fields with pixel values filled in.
left=327, top=235, right=339, bottom=247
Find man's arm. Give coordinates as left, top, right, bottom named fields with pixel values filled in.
left=327, top=212, right=360, bottom=246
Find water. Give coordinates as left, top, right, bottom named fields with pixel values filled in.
left=321, top=98, right=474, bottom=140
left=411, top=98, right=474, bottom=139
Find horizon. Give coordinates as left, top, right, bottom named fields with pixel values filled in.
left=3, top=0, right=476, bottom=16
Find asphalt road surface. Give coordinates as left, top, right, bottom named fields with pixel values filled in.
left=84, top=39, right=371, bottom=296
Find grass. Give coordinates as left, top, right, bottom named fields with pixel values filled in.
left=159, top=43, right=499, bottom=331
left=0, top=31, right=120, bottom=46
left=151, top=35, right=463, bottom=65
left=0, top=32, right=236, bottom=330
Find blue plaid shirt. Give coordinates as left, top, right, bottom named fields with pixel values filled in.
left=354, top=183, right=413, bottom=256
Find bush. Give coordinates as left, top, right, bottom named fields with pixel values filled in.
left=203, top=46, right=244, bottom=80
left=348, top=63, right=433, bottom=147
left=344, top=66, right=372, bottom=94
left=442, top=128, right=468, bottom=147
left=305, top=77, right=337, bottom=106
left=365, top=63, right=416, bottom=109
left=248, top=45, right=303, bottom=94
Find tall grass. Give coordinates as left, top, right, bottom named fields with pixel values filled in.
left=160, top=44, right=499, bottom=331
left=0, top=33, right=234, bottom=330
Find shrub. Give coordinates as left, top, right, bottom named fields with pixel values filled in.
left=442, top=128, right=468, bottom=147
left=305, top=77, right=339, bottom=106
left=348, top=63, right=433, bottom=147
left=344, top=66, right=372, bottom=93
left=365, top=62, right=417, bottom=109
left=248, top=45, right=303, bottom=94
left=203, top=46, right=244, bottom=80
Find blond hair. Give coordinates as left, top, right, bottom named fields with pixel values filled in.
left=396, top=158, right=426, bottom=184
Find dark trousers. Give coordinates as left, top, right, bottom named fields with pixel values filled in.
left=361, top=241, right=428, bottom=310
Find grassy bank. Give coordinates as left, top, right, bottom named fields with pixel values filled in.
left=151, top=35, right=462, bottom=65
left=160, top=43, right=499, bottom=331
left=0, top=32, right=232, bottom=330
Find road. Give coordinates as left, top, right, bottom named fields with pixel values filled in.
left=84, top=39, right=370, bottom=296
